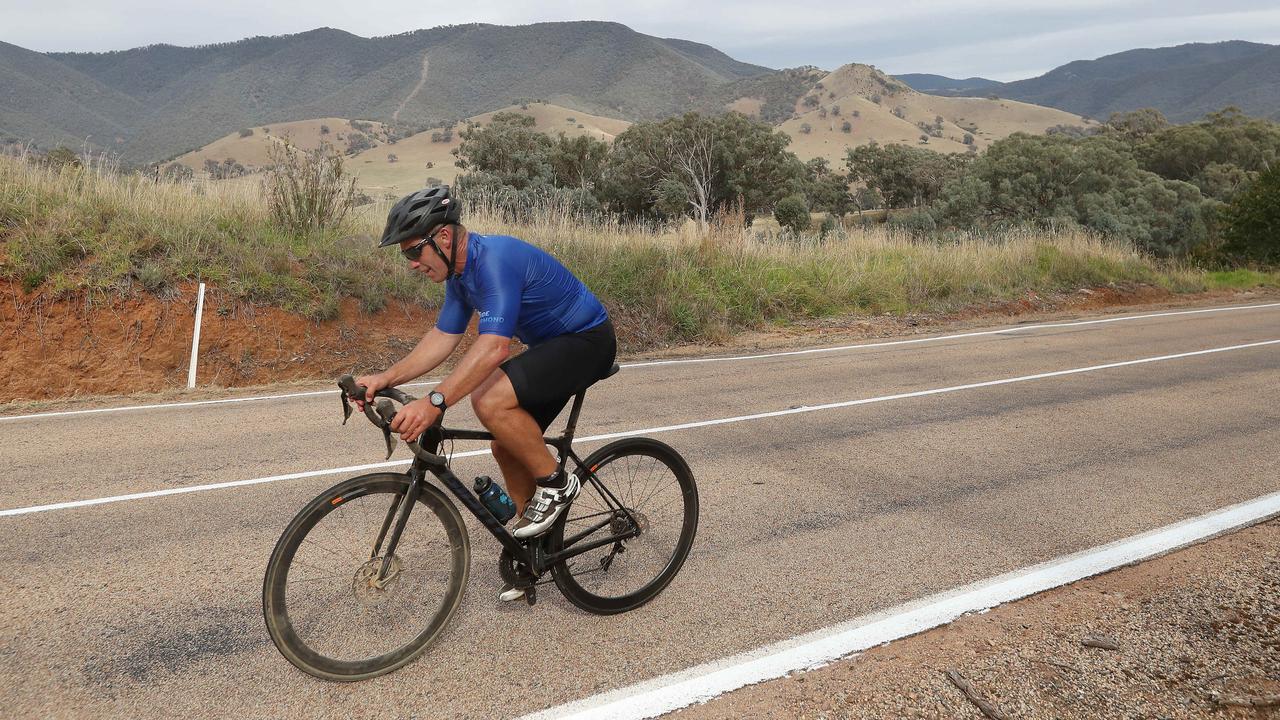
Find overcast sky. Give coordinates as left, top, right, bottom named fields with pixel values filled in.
left=4, top=0, right=1280, bottom=81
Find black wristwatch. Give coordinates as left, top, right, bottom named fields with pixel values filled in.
left=428, top=390, right=448, bottom=411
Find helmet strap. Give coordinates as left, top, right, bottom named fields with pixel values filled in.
left=447, top=227, right=460, bottom=279
left=429, top=225, right=461, bottom=280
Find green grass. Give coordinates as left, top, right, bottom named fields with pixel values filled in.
left=1, top=155, right=436, bottom=319
left=3, top=155, right=1274, bottom=346
left=1203, top=269, right=1280, bottom=289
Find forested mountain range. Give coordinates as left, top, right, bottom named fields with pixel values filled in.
left=3, top=22, right=768, bottom=163
left=5, top=26, right=1278, bottom=166
left=914, top=41, right=1280, bottom=122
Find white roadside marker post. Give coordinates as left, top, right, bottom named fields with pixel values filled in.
left=187, top=282, right=207, bottom=390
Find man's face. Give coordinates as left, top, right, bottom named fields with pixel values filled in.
left=399, top=227, right=451, bottom=283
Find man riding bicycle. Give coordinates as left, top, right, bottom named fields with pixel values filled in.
left=356, top=186, right=616, bottom=574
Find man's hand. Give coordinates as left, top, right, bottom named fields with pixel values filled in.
left=353, top=373, right=391, bottom=412
left=390, top=398, right=441, bottom=443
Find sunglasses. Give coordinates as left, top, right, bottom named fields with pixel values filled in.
left=401, top=229, right=445, bottom=262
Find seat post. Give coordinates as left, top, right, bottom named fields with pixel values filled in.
left=561, top=390, right=588, bottom=441
left=559, top=364, right=615, bottom=444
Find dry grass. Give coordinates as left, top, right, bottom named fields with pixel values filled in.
left=2, top=153, right=1274, bottom=345
left=0, top=153, right=430, bottom=318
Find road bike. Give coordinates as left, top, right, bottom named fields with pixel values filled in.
left=262, top=365, right=699, bottom=681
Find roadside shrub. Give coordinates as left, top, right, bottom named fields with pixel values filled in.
left=819, top=214, right=839, bottom=238
left=888, top=207, right=937, bottom=237
left=43, top=146, right=80, bottom=170
left=774, top=195, right=811, bottom=233
left=262, top=140, right=358, bottom=233
left=1219, top=164, right=1280, bottom=265
left=239, top=128, right=254, bottom=138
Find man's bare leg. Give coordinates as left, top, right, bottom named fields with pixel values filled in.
left=491, top=442, right=535, bottom=515
left=472, top=369, right=556, bottom=511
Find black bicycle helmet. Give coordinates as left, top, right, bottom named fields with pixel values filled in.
left=378, top=185, right=462, bottom=247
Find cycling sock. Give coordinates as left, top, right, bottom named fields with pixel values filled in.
left=535, top=470, right=567, bottom=488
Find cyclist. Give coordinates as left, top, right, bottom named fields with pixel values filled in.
left=355, top=186, right=616, bottom=555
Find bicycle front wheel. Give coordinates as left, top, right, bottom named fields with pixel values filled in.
left=550, top=437, right=699, bottom=614
left=262, top=472, right=470, bottom=681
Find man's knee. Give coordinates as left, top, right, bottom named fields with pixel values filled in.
left=472, top=370, right=517, bottom=422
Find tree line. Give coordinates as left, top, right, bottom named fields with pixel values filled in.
left=453, top=107, right=1279, bottom=265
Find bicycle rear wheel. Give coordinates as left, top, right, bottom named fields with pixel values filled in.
left=550, top=437, right=698, bottom=614
left=262, top=472, right=470, bottom=681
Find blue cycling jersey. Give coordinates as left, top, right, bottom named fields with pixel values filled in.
left=434, top=233, right=608, bottom=346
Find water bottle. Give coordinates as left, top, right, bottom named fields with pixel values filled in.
left=474, top=476, right=517, bottom=524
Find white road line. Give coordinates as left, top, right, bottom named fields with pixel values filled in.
left=521, top=488, right=1280, bottom=720
left=3, top=302, right=1277, bottom=423
left=2, top=338, right=1276, bottom=518
left=0, top=381, right=439, bottom=422
left=622, top=301, right=1280, bottom=368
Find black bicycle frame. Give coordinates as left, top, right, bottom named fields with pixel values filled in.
left=376, top=389, right=640, bottom=578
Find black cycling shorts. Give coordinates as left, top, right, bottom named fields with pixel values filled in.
left=500, top=318, right=617, bottom=431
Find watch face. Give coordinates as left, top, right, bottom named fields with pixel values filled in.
left=430, top=391, right=446, bottom=407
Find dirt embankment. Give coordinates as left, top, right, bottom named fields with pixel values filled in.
left=1, top=281, right=1273, bottom=404
left=0, top=282, right=438, bottom=402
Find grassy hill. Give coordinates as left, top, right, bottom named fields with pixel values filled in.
left=771, top=65, right=1090, bottom=164
left=348, top=103, right=632, bottom=195
left=697, top=67, right=827, bottom=124
left=11, top=23, right=768, bottom=164
left=176, top=66, right=1091, bottom=194
left=172, top=103, right=632, bottom=195
left=174, top=118, right=392, bottom=172
left=975, top=41, right=1280, bottom=122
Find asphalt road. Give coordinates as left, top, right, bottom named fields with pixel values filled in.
left=1, top=302, right=1277, bottom=719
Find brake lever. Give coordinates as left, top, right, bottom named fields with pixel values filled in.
left=375, top=398, right=399, bottom=460
left=340, top=394, right=353, bottom=425
left=337, top=375, right=361, bottom=425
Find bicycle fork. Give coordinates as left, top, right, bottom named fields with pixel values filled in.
left=370, top=468, right=426, bottom=585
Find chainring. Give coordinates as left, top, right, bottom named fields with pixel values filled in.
left=498, top=548, right=536, bottom=587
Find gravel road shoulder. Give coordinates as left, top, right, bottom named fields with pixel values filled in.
left=671, top=518, right=1280, bottom=719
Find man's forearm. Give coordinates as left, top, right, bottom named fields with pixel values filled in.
left=435, top=335, right=511, bottom=406
left=383, top=328, right=461, bottom=386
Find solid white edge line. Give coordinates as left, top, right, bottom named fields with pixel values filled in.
left=618, top=301, right=1280, bottom=368
left=519, top=488, right=1280, bottom=720
left=0, top=381, right=440, bottom=422
left=2, top=338, right=1277, bottom=518
left=3, top=301, right=1277, bottom=423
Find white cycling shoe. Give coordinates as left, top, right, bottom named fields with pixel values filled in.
left=499, top=584, right=527, bottom=602
left=511, top=472, right=580, bottom=539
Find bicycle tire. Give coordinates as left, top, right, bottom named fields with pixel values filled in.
left=550, top=437, right=698, bottom=614
left=263, top=472, right=470, bottom=681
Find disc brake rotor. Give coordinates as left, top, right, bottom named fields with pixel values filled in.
left=351, top=555, right=403, bottom=605
left=611, top=510, right=649, bottom=536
